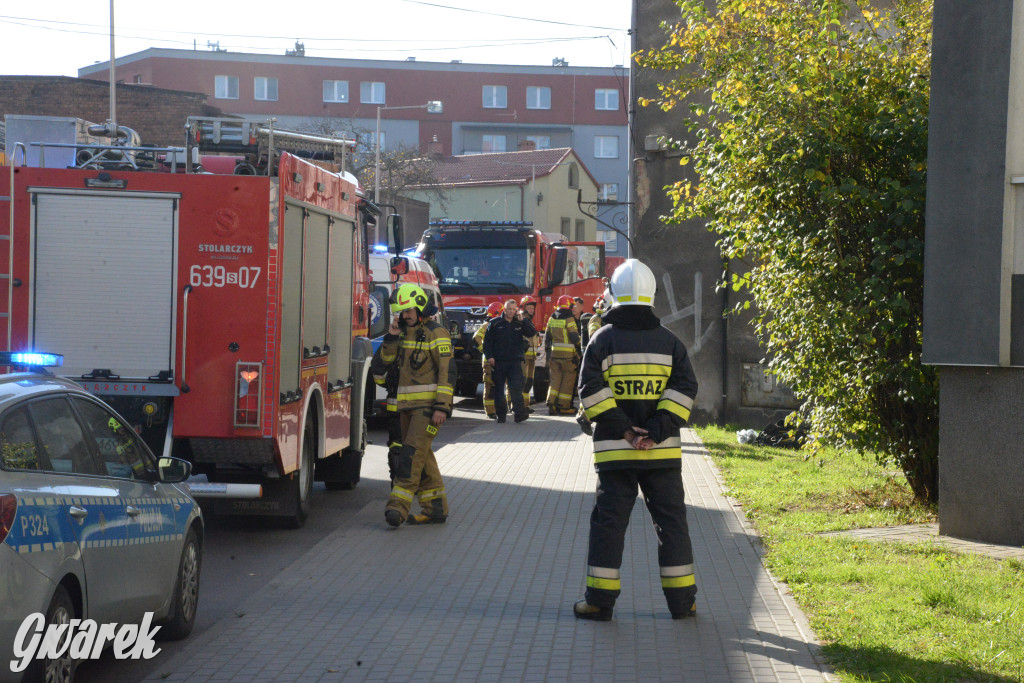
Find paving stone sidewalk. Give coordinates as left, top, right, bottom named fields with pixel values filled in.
left=147, top=417, right=832, bottom=682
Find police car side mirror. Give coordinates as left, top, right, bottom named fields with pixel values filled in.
left=158, top=456, right=192, bottom=484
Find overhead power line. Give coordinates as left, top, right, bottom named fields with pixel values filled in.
left=389, top=0, right=618, bottom=31
left=0, top=14, right=614, bottom=53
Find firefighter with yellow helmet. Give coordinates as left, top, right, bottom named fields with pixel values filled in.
left=544, top=294, right=581, bottom=415
left=473, top=301, right=504, bottom=419
left=573, top=259, right=699, bottom=621
left=519, top=295, right=541, bottom=410
left=380, top=283, right=456, bottom=526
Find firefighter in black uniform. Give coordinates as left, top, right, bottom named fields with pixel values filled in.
left=573, top=259, right=699, bottom=621
left=483, top=298, right=537, bottom=423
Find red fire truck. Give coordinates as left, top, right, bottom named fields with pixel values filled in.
left=414, top=220, right=606, bottom=400
left=1, top=118, right=388, bottom=527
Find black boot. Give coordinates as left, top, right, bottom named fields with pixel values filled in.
left=573, top=599, right=613, bottom=621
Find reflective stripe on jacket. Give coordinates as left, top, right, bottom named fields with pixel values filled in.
left=578, top=306, right=697, bottom=471
left=544, top=311, right=580, bottom=360
left=380, top=319, right=456, bottom=415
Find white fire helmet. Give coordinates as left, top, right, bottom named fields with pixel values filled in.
left=608, top=259, right=656, bottom=307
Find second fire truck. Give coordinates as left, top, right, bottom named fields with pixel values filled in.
left=413, top=220, right=606, bottom=400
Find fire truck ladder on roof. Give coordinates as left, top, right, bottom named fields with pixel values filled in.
left=1, top=143, right=26, bottom=352
left=185, top=117, right=355, bottom=176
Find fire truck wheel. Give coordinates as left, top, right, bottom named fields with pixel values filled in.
left=325, top=419, right=365, bottom=491
left=286, top=419, right=316, bottom=527
left=157, top=525, right=202, bottom=640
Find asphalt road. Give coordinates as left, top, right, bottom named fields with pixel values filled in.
left=75, top=399, right=491, bottom=683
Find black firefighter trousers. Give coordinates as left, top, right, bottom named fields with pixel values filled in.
left=585, top=466, right=697, bottom=614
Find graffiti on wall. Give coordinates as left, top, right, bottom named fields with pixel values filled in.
left=660, top=272, right=716, bottom=353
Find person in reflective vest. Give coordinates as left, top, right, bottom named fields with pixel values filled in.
left=544, top=295, right=580, bottom=415
left=474, top=301, right=504, bottom=419
left=520, top=295, right=541, bottom=410
left=380, top=283, right=456, bottom=526
left=573, top=259, right=699, bottom=621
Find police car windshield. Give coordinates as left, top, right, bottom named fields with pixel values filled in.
left=428, top=246, right=534, bottom=294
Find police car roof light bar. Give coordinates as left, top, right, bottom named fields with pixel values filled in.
left=0, top=352, right=64, bottom=368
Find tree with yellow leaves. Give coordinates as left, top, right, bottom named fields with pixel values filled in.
left=637, top=0, right=938, bottom=501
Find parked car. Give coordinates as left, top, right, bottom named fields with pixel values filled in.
left=0, top=352, right=203, bottom=682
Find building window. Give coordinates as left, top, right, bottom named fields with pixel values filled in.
left=527, top=135, right=551, bottom=150
left=596, top=229, right=619, bottom=252
left=482, top=135, right=506, bottom=153
left=254, top=77, right=278, bottom=101
left=595, top=88, right=618, bottom=111
left=526, top=86, right=551, bottom=110
left=594, top=136, right=619, bottom=159
left=133, top=74, right=143, bottom=84
left=361, top=82, right=386, bottom=104
left=575, top=219, right=586, bottom=241
left=323, top=80, right=349, bottom=103
left=568, top=163, right=579, bottom=189
left=560, top=217, right=571, bottom=238
left=215, top=75, right=238, bottom=99
left=483, top=85, right=507, bottom=109
left=599, top=183, right=618, bottom=202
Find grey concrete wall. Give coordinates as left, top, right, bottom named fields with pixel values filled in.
left=632, top=0, right=780, bottom=426
left=925, top=0, right=1024, bottom=545
left=937, top=367, right=1024, bottom=545
left=923, top=0, right=1014, bottom=366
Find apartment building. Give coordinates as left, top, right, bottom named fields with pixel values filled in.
left=78, top=48, right=630, bottom=257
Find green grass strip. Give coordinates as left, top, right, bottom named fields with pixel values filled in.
left=694, top=424, right=1024, bottom=682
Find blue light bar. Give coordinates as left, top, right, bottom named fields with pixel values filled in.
left=372, top=244, right=391, bottom=252
left=0, top=352, right=64, bottom=368
left=428, top=220, right=533, bottom=228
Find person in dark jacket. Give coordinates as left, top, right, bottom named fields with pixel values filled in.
left=483, top=298, right=537, bottom=423
left=573, top=259, right=699, bottom=621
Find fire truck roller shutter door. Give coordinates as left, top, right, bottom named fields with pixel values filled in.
left=30, top=191, right=178, bottom=378
left=328, top=216, right=357, bottom=387
left=280, top=204, right=305, bottom=397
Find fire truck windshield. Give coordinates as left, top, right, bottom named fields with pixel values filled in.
left=421, top=230, right=535, bottom=294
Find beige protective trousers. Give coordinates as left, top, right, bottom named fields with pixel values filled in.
left=482, top=362, right=496, bottom=417
left=546, top=357, right=577, bottom=414
left=385, top=408, right=449, bottom=521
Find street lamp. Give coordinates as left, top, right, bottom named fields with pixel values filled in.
left=374, top=100, right=443, bottom=205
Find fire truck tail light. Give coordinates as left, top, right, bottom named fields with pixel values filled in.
left=235, top=362, right=262, bottom=428
left=0, top=495, right=16, bottom=544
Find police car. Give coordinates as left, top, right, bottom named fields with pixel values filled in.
left=0, top=353, right=203, bottom=682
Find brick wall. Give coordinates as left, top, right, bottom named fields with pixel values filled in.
left=0, top=76, right=225, bottom=146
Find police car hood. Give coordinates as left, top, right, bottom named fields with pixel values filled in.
left=602, top=305, right=661, bottom=330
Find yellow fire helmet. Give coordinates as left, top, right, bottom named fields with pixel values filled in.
left=391, top=283, right=429, bottom=312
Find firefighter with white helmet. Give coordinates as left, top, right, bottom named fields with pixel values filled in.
left=544, top=295, right=581, bottom=415
left=380, top=283, right=456, bottom=526
left=573, top=259, right=700, bottom=620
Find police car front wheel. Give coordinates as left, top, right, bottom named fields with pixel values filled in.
left=156, top=526, right=202, bottom=641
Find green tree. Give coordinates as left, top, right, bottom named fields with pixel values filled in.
left=637, top=0, right=938, bottom=501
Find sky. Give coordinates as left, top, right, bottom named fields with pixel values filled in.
left=0, top=0, right=634, bottom=77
